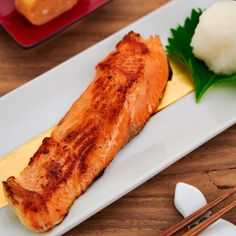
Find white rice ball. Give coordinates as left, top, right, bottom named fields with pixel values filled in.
left=191, top=1, right=236, bottom=75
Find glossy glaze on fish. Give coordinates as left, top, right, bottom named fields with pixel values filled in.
left=3, top=32, right=169, bottom=232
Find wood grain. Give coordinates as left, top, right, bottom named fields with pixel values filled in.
left=0, top=0, right=235, bottom=235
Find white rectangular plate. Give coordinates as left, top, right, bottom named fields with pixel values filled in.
left=0, top=0, right=236, bottom=235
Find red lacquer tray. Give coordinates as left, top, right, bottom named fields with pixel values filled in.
left=0, top=0, right=110, bottom=48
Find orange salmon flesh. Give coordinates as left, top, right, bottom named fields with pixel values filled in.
left=3, top=32, right=169, bottom=232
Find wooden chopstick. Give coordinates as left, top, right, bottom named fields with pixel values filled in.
left=159, top=187, right=236, bottom=236
left=182, top=199, right=236, bottom=236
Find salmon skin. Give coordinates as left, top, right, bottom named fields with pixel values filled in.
left=3, top=32, right=169, bottom=232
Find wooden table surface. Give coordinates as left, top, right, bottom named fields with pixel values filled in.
left=0, top=0, right=236, bottom=235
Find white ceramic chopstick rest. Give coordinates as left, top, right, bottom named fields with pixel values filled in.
left=174, top=182, right=236, bottom=236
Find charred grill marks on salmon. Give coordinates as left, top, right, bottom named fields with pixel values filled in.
left=3, top=31, right=169, bottom=232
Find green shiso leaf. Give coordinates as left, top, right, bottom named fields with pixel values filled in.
left=166, top=9, right=236, bottom=102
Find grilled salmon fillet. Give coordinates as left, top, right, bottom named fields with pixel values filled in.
left=3, top=32, right=169, bottom=232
